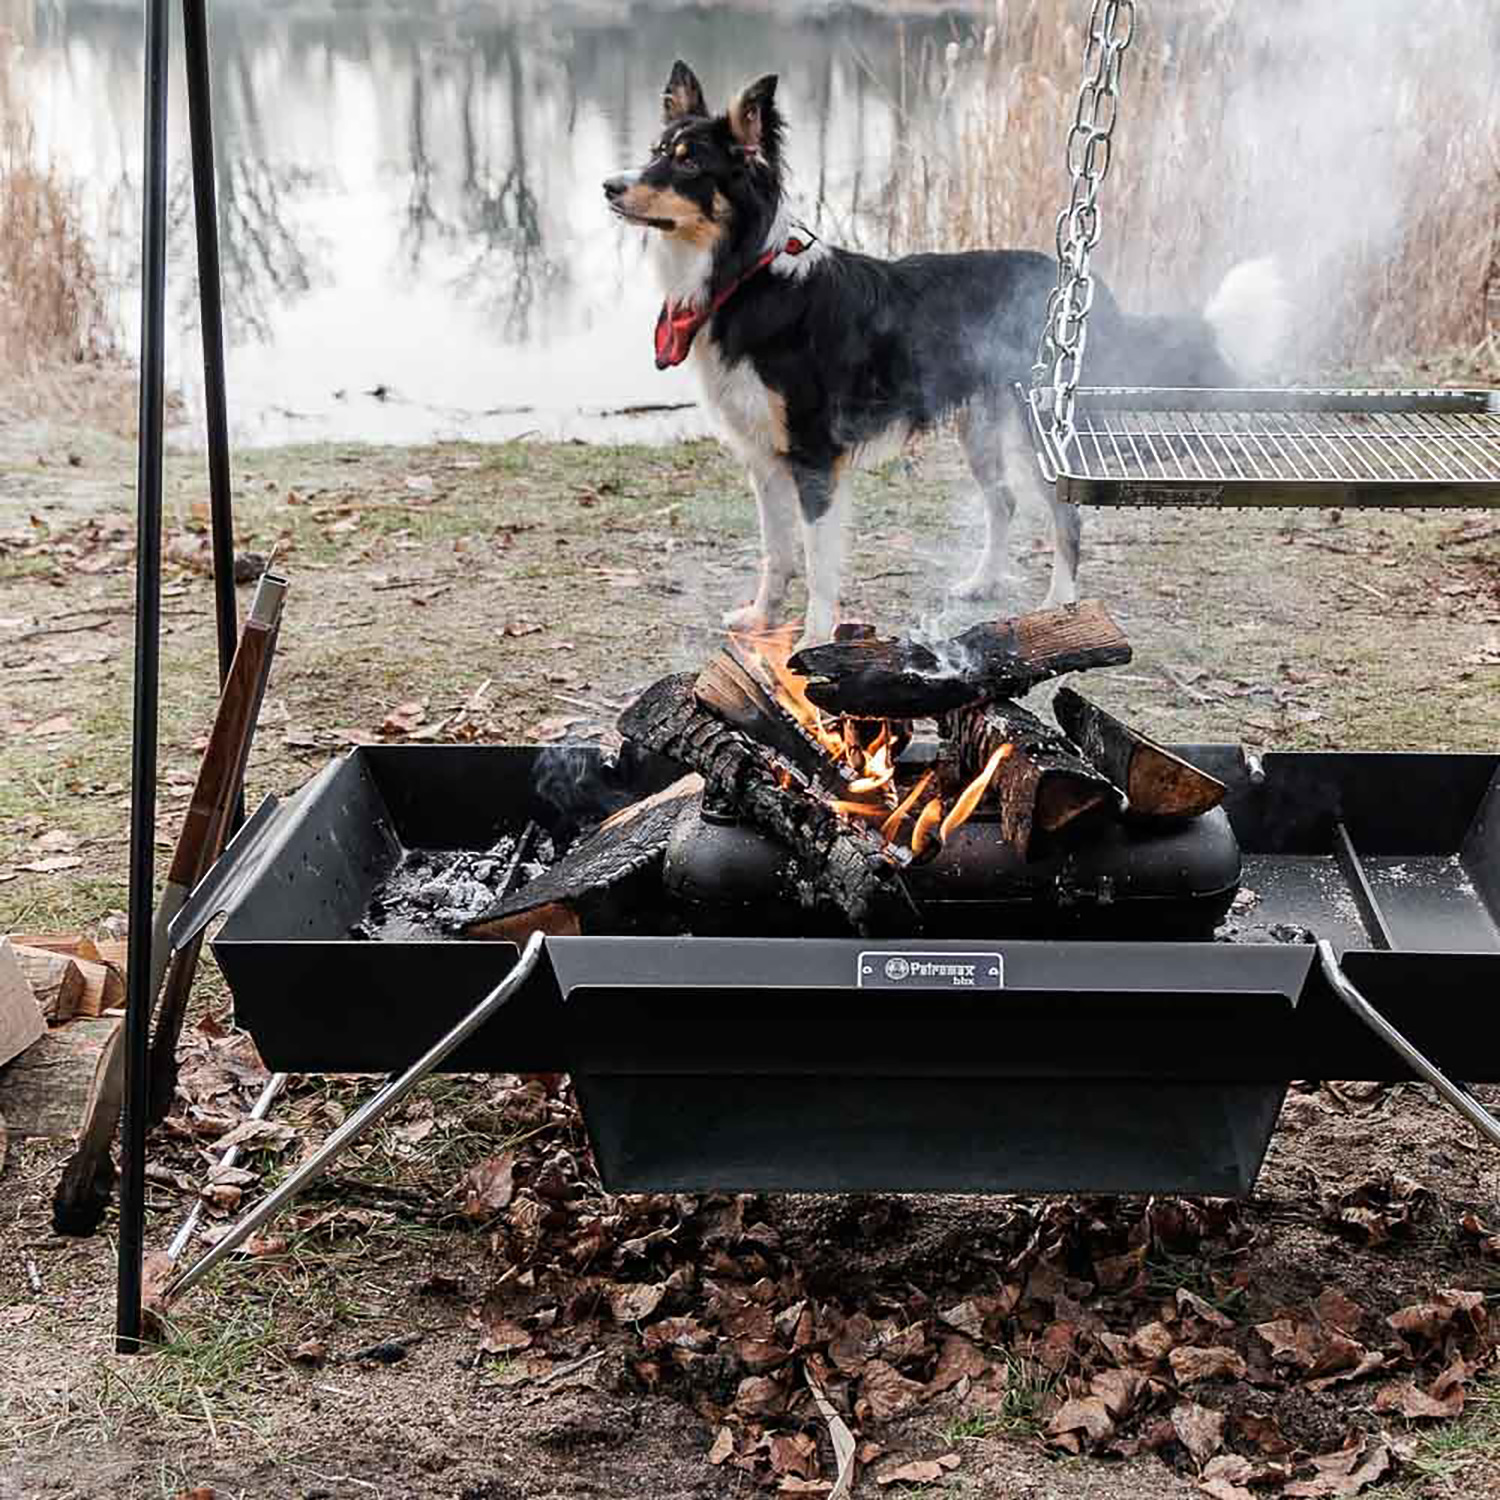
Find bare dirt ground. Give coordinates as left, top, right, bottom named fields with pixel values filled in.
left=1, top=387, right=1499, bottom=1500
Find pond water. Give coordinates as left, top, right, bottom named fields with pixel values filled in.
left=17, top=1, right=974, bottom=448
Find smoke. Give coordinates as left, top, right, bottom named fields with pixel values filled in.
left=1089, top=0, right=1500, bottom=371
left=887, top=0, right=1499, bottom=374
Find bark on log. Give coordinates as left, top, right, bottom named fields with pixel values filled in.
left=948, top=698, right=1119, bottom=858
left=0, top=1017, right=119, bottom=1141
left=618, top=674, right=920, bottom=934
left=789, top=600, right=1131, bottom=718
left=1052, top=686, right=1226, bottom=819
left=464, top=775, right=703, bottom=939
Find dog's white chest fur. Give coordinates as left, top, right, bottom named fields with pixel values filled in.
left=691, top=339, right=783, bottom=467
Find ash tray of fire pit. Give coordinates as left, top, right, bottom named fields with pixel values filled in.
left=170, top=742, right=682, bottom=1074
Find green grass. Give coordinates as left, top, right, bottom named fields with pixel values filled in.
left=1384, top=1380, right=1500, bottom=1496
left=98, top=1303, right=282, bottom=1435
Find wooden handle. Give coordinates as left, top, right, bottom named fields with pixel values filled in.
left=167, top=572, right=287, bottom=890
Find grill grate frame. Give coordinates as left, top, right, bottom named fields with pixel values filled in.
left=1024, top=386, right=1500, bottom=508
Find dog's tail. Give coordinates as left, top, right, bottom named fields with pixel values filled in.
left=1203, top=256, right=1290, bottom=381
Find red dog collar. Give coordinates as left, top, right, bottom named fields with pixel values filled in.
left=654, top=236, right=810, bottom=370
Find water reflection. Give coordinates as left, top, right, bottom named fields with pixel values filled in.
left=16, top=1, right=964, bottom=446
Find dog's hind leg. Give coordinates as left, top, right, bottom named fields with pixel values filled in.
left=952, top=398, right=1018, bottom=602
left=723, top=462, right=799, bottom=632
left=793, top=462, right=848, bottom=652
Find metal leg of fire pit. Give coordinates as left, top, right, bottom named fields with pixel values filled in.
left=1316, top=940, right=1500, bottom=1149
left=117, top=0, right=172, bottom=1356
left=162, top=933, right=546, bottom=1303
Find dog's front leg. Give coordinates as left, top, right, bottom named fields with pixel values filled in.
left=1042, top=491, right=1081, bottom=609
left=723, top=464, right=798, bottom=633
left=794, top=464, right=848, bottom=653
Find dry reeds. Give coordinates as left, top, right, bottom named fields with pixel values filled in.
left=875, top=0, right=1500, bottom=375
left=0, top=30, right=109, bottom=373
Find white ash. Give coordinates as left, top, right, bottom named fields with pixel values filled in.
left=353, top=829, right=559, bottom=939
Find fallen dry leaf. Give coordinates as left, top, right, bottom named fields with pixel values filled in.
left=876, top=1454, right=959, bottom=1486
left=1387, top=1287, right=1486, bottom=1347
left=15, top=855, right=84, bottom=873
left=468, top=1298, right=533, bottom=1354
left=460, top=1152, right=517, bottom=1219
left=1091, top=1367, right=1150, bottom=1420
left=379, top=698, right=428, bottom=735
left=1171, top=1401, right=1226, bottom=1465
left=1170, top=1346, right=1249, bottom=1384
left=291, top=1338, right=327, bottom=1366
left=859, top=1359, right=927, bottom=1421
left=707, top=1426, right=735, bottom=1466
left=608, top=1282, right=667, bottom=1324
left=1284, top=1438, right=1392, bottom=1498
left=768, top=1431, right=819, bottom=1479
left=1047, top=1396, right=1115, bottom=1448
left=1198, top=1454, right=1257, bottom=1500
left=734, top=1374, right=787, bottom=1419
left=928, top=1334, right=986, bottom=1394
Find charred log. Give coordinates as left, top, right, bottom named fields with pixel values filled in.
left=619, top=674, right=920, bottom=934
left=695, top=648, right=850, bottom=795
left=788, top=600, right=1131, bottom=718
left=947, top=697, right=1119, bottom=858
left=1052, top=687, right=1226, bottom=820
left=464, top=775, right=702, bottom=939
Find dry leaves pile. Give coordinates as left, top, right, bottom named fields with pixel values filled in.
left=446, top=1087, right=1496, bottom=1498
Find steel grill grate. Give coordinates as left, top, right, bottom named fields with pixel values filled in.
left=1024, top=387, right=1500, bottom=508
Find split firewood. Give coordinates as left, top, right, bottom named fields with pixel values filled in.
left=1052, top=686, right=1226, bottom=819
left=7, top=935, right=124, bottom=1018
left=0, top=1016, right=119, bottom=1141
left=695, top=646, right=851, bottom=795
left=947, top=697, right=1118, bottom=858
left=465, top=775, right=703, bottom=940
left=617, top=673, right=920, bottom=934
left=788, top=600, right=1131, bottom=718
left=0, top=940, right=45, bottom=1068
left=11, top=946, right=85, bottom=1023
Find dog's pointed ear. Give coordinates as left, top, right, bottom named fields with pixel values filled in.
left=663, top=60, right=707, bottom=123
left=728, top=74, right=781, bottom=165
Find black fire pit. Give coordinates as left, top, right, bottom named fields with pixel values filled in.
left=173, top=742, right=1500, bottom=1196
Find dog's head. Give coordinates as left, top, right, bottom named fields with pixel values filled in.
left=603, top=61, right=783, bottom=257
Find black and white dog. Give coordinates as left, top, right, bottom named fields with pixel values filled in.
left=605, top=62, right=1285, bottom=649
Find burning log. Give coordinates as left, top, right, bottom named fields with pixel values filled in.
left=465, top=775, right=703, bottom=940
left=618, top=674, right=920, bottom=934
left=788, top=600, right=1131, bottom=718
left=695, top=645, right=850, bottom=795
left=947, top=698, right=1118, bottom=858
left=1052, top=687, right=1227, bottom=820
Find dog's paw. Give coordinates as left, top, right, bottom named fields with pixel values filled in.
left=952, top=569, right=1004, bottom=602
left=1040, top=584, right=1078, bottom=611
left=722, top=602, right=773, bottom=633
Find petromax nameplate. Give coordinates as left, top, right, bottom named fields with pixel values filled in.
left=857, top=952, right=1004, bottom=989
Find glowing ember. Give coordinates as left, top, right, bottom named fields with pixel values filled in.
left=731, top=627, right=1012, bottom=858
left=940, top=743, right=1013, bottom=844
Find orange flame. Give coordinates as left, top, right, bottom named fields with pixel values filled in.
left=880, top=769, right=935, bottom=843
left=940, top=743, right=1013, bottom=844
left=731, top=628, right=1011, bottom=860
left=911, top=795, right=944, bottom=856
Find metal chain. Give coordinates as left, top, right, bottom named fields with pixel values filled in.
left=1032, top=0, right=1136, bottom=452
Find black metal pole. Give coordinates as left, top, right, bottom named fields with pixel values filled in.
left=181, top=0, right=238, bottom=692
left=117, top=0, right=171, bottom=1355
